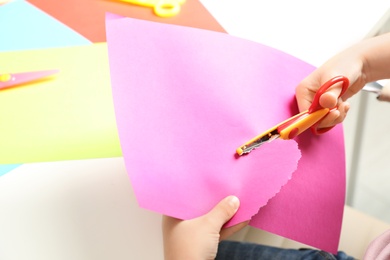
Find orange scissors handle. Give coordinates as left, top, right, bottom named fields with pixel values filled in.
left=277, top=75, right=349, bottom=139
left=236, top=76, right=349, bottom=155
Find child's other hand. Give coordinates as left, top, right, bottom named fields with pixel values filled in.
left=162, top=196, right=248, bottom=260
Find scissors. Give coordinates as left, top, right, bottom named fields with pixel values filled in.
left=0, top=70, right=59, bottom=90
left=236, top=75, right=349, bottom=156
left=118, top=0, right=186, bottom=18
left=363, top=81, right=390, bottom=102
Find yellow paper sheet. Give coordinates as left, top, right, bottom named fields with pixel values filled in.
left=0, top=43, right=122, bottom=164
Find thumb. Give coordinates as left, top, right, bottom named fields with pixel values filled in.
left=203, top=196, right=240, bottom=229
left=318, top=80, right=345, bottom=108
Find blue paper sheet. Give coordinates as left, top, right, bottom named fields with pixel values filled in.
left=0, top=165, right=20, bottom=177
left=0, top=0, right=90, bottom=51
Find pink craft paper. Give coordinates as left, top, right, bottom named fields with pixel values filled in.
left=106, top=17, right=345, bottom=253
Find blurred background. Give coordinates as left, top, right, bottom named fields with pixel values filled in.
left=344, top=9, right=390, bottom=223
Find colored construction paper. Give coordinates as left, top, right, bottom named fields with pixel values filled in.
left=107, top=15, right=301, bottom=225
left=0, top=165, right=20, bottom=177
left=0, top=43, right=121, bottom=164
left=28, top=0, right=225, bottom=43
left=106, top=17, right=345, bottom=253
left=0, top=0, right=90, bottom=51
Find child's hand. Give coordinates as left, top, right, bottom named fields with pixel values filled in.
left=296, top=32, right=390, bottom=130
left=295, top=49, right=366, bottom=129
left=162, top=196, right=248, bottom=260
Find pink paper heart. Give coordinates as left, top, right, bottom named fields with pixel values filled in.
left=127, top=122, right=301, bottom=226
left=106, top=17, right=303, bottom=225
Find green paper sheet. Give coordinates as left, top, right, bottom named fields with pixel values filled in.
left=0, top=43, right=121, bottom=163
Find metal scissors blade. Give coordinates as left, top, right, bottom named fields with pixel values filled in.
left=236, top=75, right=349, bottom=156
left=0, top=69, right=59, bottom=90
left=238, top=128, right=280, bottom=155
left=363, top=81, right=390, bottom=102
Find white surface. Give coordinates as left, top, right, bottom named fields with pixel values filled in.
left=2, top=2, right=390, bottom=259
left=200, top=0, right=390, bottom=66
left=0, top=158, right=163, bottom=260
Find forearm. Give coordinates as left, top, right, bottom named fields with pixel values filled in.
left=295, top=32, right=390, bottom=127
left=361, top=32, right=390, bottom=83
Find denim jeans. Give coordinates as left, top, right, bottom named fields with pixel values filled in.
left=216, top=241, right=355, bottom=260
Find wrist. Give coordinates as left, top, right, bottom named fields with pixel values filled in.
left=359, top=33, right=390, bottom=83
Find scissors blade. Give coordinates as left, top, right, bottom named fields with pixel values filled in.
left=236, top=128, right=280, bottom=155
left=0, top=69, right=59, bottom=90
left=363, top=81, right=383, bottom=94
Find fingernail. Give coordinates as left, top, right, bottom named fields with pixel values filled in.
left=228, top=196, right=240, bottom=212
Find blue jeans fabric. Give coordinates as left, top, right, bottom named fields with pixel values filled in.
left=216, top=241, right=355, bottom=260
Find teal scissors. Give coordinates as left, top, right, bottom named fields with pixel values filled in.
left=0, top=70, right=59, bottom=90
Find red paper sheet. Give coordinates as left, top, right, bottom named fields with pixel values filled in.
left=28, top=0, right=226, bottom=42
